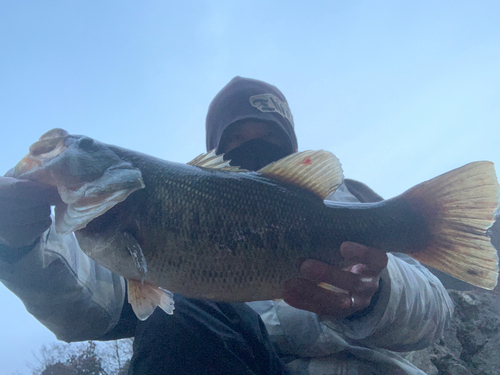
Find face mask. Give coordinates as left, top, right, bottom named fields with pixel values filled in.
left=223, top=139, right=290, bottom=171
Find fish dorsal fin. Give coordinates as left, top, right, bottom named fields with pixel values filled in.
left=258, top=150, right=343, bottom=200
left=188, top=150, right=246, bottom=172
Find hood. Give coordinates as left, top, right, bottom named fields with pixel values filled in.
left=205, top=76, right=298, bottom=155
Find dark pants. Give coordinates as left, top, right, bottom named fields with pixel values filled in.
left=129, top=294, right=289, bottom=375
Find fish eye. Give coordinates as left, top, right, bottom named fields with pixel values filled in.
left=78, top=137, right=98, bottom=151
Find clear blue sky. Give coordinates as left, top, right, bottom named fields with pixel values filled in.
left=1, top=1, right=499, bottom=373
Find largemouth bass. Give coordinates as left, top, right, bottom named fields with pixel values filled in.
left=13, top=128, right=500, bottom=320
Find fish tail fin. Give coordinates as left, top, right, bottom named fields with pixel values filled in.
left=403, top=161, right=499, bottom=290
left=127, top=280, right=175, bottom=320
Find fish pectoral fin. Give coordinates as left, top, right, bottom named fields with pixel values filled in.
left=128, top=280, right=175, bottom=321
left=258, top=150, right=344, bottom=200
left=124, top=232, right=148, bottom=282
left=54, top=164, right=145, bottom=234
left=188, top=149, right=246, bottom=172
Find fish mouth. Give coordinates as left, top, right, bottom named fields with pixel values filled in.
left=13, top=128, right=70, bottom=179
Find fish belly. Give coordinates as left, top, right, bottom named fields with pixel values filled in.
left=142, top=241, right=309, bottom=301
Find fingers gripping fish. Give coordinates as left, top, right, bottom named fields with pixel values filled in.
left=13, top=128, right=500, bottom=320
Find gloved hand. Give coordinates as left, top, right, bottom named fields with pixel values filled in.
left=283, top=241, right=388, bottom=318
left=0, top=176, right=60, bottom=250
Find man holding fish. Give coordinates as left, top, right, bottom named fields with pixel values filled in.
left=0, top=76, right=476, bottom=374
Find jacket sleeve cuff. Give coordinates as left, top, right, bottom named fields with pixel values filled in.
left=0, top=223, right=127, bottom=342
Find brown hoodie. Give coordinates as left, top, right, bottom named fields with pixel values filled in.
left=205, top=76, right=298, bottom=155
left=205, top=76, right=382, bottom=203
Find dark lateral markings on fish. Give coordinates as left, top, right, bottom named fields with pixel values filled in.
left=11, top=128, right=500, bottom=321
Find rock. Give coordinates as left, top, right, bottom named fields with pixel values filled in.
left=405, top=215, right=500, bottom=374
left=406, top=289, right=500, bottom=374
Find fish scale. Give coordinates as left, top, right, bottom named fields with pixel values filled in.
left=76, top=152, right=349, bottom=300
left=12, top=128, right=500, bottom=320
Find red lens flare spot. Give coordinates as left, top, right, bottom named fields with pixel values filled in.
left=302, top=157, right=312, bottom=165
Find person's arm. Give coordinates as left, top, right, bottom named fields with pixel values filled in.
left=0, top=177, right=131, bottom=342
left=251, top=251, right=453, bottom=357
left=323, top=252, right=454, bottom=351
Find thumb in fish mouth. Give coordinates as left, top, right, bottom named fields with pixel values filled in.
left=0, top=175, right=62, bottom=206
left=42, top=185, right=62, bottom=206
left=0, top=178, right=60, bottom=249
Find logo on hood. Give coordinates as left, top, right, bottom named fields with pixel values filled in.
left=249, top=94, right=294, bottom=127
